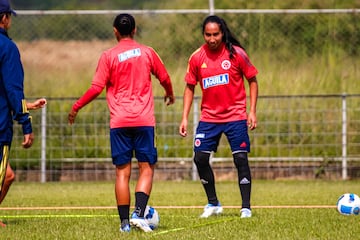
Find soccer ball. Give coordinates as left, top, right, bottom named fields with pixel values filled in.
left=144, top=205, right=160, bottom=229
left=336, top=193, right=360, bottom=215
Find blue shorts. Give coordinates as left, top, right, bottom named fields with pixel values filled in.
left=110, top=127, right=157, bottom=166
left=194, top=120, right=250, bottom=153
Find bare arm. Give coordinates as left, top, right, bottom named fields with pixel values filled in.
left=26, top=98, right=47, bottom=110
left=68, top=85, right=103, bottom=125
left=179, top=84, right=195, bottom=137
left=247, top=77, right=258, bottom=130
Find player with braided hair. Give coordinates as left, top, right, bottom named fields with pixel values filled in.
left=179, top=15, right=258, bottom=218
left=68, top=13, right=174, bottom=233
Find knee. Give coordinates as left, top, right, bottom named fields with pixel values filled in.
left=233, top=152, right=251, bottom=178
left=116, top=163, right=132, bottom=180
left=138, top=162, right=154, bottom=177
left=194, top=151, right=211, bottom=168
left=6, top=167, right=15, bottom=183
left=233, top=152, right=249, bottom=169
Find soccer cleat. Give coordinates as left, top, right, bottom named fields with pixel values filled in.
left=130, top=213, right=153, bottom=232
left=200, top=203, right=223, bottom=218
left=119, top=224, right=131, bottom=233
left=240, top=208, right=252, bottom=218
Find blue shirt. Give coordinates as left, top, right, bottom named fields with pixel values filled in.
left=0, top=27, right=32, bottom=144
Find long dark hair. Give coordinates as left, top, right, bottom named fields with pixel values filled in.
left=202, top=15, right=244, bottom=59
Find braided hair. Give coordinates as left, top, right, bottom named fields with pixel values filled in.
left=113, top=13, right=136, bottom=36
left=202, top=15, right=245, bottom=59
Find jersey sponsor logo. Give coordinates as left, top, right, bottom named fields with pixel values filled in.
left=221, top=60, right=231, bottom=70
left=202, top=73, right=229, bottom=89
left=118, top=48, right=141, bottom=62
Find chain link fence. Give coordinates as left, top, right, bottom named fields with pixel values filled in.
left=11, top=94, right=360, bottom=182
left=7, top=9, right=360, bottom=181
left=11, top=9, right=360, bottom=54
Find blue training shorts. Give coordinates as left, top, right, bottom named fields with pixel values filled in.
left=194, top=120, right=250, bottom=153
left=110, top=126, right=157, bottom=166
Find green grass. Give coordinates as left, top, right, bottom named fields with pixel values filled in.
left=1, top=180, right=360, bottom=239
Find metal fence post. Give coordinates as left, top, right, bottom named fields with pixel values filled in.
left=208, top=0, right=215, bottom=15
left=342, top=93, right=347, bottom=180
left=192, top=97, right=199, bottom=181
left=40, top=105, right=47, bottom=183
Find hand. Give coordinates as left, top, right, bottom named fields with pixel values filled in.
left=27, top=98, right=47, bottom=110
left=68, top=109, right=78, bottom=125
left=247, top=112, right=257, bottom=130
left=164, top=95, right=175, bottom=106
left=22, top=133, right=34, bottom=148
left=179, top=119, right=188, bottom=137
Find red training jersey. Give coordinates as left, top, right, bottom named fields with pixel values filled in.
left=75, top=38, right=172, bottom=128
left=185, top=43, right=258, bottom=122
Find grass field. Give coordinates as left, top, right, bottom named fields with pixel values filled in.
left=1, top=180, right=360, bottom=239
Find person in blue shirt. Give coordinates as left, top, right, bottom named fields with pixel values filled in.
left=0, top=0, right=46, bottom=227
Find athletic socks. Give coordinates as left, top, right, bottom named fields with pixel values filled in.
left=197, top=165, right=219, bottom=205
left=117, top=192, right=149, bottom=224
left=118, top=205, right=130, bottom=223
left=134, top=192, right=149, bottom=217
left=240, top=182, right=251, bottom=209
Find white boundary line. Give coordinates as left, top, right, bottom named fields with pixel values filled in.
left=0, top=205, right=335, bottom=211
left=0, top=205, right=337, bottom=236
left=16, top=9, right=360, bottom=15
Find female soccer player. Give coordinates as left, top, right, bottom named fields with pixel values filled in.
left=68, top=14, right=174, bottom=232
left=179, top=15, right=258, bottom=218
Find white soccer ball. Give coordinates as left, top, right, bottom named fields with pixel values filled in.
left=144, top=205, right=160, bottom=229
left=336, top=193, right=360, bottom=215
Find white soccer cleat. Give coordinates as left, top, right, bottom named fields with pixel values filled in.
left=130, top=213, right=153, bottom=232
left=200, top=203, right=223, bottom=218
left=119, top=224, right=130, bottom=233
left=240, top=208, right=252, bottom=218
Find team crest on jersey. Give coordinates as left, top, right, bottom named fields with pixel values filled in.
left=221, top=60, right=231, bottom=70
left=202, top=73, right=229, bottom=89
left=194, top=139, right=201, bottom=147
